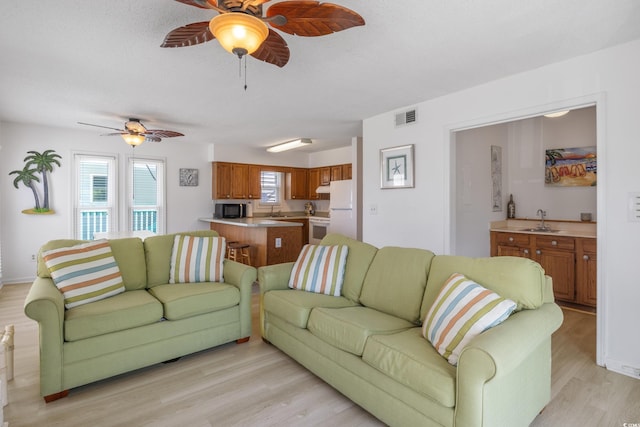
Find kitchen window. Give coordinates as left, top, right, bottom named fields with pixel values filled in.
left=260, top=171, right=282, bottom=205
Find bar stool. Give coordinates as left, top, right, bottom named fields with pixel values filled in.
left=227, top=242, right=251, bottom=266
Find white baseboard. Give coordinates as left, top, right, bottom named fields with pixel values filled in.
left=606, top=358, right=640, bottom=380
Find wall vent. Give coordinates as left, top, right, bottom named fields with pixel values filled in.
left=395, top=109, right=417, bottom=127
left=628, top=192, right=640, bottom=222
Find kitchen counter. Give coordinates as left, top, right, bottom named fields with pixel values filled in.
left=490, top=219, right=596, bottom=238
left=199, top=217, right=304, bottom=228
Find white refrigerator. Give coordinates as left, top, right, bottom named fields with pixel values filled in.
left=328, top=179, right=357, bottom=239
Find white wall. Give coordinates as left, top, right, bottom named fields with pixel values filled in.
left=0, top=122, right=213, bottom=283
left=362, top=39, right=640, bottom=379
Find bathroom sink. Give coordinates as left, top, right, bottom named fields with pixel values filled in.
left=520, top=228, right=561, bottom=233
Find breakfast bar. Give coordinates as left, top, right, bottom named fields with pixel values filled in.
left=199, top=217, right=303, bottom=268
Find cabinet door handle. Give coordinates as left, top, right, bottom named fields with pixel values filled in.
left=523, top=249, right=529, bottom=255
left=551, top=240, right=558, bottom=246
left=536, top=249, right=541, bottom=255
left=509, top=237, right=514, bottom=242
left=583, top=255, right=589, bottom=260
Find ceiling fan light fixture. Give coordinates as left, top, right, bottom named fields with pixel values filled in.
left=209, top=13, right=269, bottom=57
left=544, top=110, right=570, bottom=118
left=122, top=133, right=145, bottom=146
left=267, top=138, right=312, bottom=153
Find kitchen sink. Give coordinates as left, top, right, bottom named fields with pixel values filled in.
left=520, top=228, right=562, bottom=233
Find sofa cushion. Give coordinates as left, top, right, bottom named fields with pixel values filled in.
left=169, top=235, right=226, bottom=283
left=288, top=244, right=349, bottom=296
left=148, top=282, right=239, bottom=321
left=420, top=255, right=546, bottom=320
left=362, top=327, right=457, bottom=408
left=42, top=239, right=125, bottom=309
left=308, top=306, right=414, bottom=356
left=359, top=247, right=435, bottom=323
left=64, top=290, right=163, bottom=341
left=423, top=273, right=517, bottom=365
left=144, top=230, right=220, bottom=287
left=263, top=289, right=357, bottom=329
left=319, top=234, right=378, bottom=303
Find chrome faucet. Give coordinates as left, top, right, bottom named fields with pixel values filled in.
left=270, top=205, right=274, bottom=217
left=536, top=209, right=548, bottom=230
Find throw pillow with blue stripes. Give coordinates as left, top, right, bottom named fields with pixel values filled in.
left=42, top=239, right=125, bottom=309
left=422, top=272, right=517, bottom=365
left=169, top=235, right=226, bottom=283
left=288, top=244, right=349, bottom=296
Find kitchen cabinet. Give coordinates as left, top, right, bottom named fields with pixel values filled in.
left=342, top=163, right=352, bottom=180
left=308, top=168, right=322, bottom=200
left=276, top=218, right=309, bottom=246
left=286, top=168, right=308, bottom=199
left=576, top=238, right=597, bottom=307
left=247, top=164, right=262, bottom=200
left=490, top=231, right=594, bottom=309
left=212, top=162, right=233, bottom=199
left=230, top=163, right=248, bottom=199
left=320, top=167, right=331, bottom=186
left=330, top=165, right=342, bottom=181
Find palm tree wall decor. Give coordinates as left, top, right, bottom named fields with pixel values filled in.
left=8, top=150, right=62, bottom=214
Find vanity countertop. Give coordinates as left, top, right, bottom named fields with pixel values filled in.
left=490, top=219, right=596, bottom=238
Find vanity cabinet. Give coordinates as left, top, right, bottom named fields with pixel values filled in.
left=490, top=231, right=593, bottom=308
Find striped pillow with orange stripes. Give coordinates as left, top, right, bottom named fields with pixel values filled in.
left=422, top=273, right=516, bottom=365
left=288, top=244, right=349, bottom=296
left=42, top=239, right=125, bottom=309
left=169, top=235, right=226, bottom=284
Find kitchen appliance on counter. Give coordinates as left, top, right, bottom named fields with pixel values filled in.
left=214, top=203, right=247, bottom=219
left=304, top=202, right=315, bottom=216
left=328, top=180, right=356, bottom=239
left=308, top=216, right=330, bottom=244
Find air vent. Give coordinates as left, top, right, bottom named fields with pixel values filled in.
left=629, top=192, right=640, bottom=222
left=395, top=109, right=417, bottom=127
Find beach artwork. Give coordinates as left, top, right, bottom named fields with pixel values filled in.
left=545, top=146, right=596, bottom=187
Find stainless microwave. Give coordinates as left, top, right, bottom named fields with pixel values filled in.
left=214, top=203, right=246, bottom=219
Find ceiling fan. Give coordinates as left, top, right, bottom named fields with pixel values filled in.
left=161, top=0, right=365, bottom=68
left=78, top=118, right=184, bottom=146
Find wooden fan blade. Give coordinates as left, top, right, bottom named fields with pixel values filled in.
left=250, top=29, right=290, bottom=67
left=100, top=132, right=127, bottom=136
left=78, top=122, right=126, bottom=132
left=266, top=1, right=364, bottom=37
left=143, top=130, right=185, bottom=138
left=174, top=0, right=218, bottom=9
left=161, top=22, right=215, bottom=48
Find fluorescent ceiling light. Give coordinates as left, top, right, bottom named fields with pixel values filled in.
left=267, top=138, right=312, bottom=153
left=544, top=110, right=570, bottom=118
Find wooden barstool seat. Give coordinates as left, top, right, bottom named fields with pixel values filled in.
left=227, top=242, right=251, bottom=266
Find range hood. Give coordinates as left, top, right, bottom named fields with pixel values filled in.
left=315, top=186, right=331, bottom=194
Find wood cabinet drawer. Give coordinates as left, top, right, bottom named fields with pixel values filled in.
left=495, top=232, right=530, bottom=246
left=535, top=235, right=574, bottom=251
left=580, top=238, right=596, bottom=252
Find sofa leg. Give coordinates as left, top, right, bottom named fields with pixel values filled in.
left=44, top=390, right=69, bottom=403
left=236, top=337, right=250, bottom=344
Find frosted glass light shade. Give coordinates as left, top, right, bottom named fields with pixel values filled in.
left=209, top=13, right=269, bottom=56
left=122, top=134, right=145, bottom=146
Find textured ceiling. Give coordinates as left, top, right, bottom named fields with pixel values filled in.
left=1, top=1, right=639, bottom=152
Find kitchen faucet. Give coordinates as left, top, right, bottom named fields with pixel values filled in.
left=536, top=209, right=548, bottom=230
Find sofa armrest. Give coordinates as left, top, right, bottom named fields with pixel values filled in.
left=23, top=277, right=66, bottom=397
left=455, top=303, right=563, bottom=427
left=222, top=259, right=257, bottom=339
left=257, top=262, right=295, bottom=293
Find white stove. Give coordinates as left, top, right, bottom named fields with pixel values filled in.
left=308, top=216, right=330, bottom=244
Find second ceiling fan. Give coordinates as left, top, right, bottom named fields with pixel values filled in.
left=161, top=0, right=365, bottom=68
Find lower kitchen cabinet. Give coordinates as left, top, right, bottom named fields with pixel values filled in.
left=490, top=231, right=595, bottom=309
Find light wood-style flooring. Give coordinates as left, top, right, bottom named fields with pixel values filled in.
left=1, top=283, right=639, bottom=427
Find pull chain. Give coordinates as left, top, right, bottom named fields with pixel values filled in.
left=237, top=55, right=249, bottom=91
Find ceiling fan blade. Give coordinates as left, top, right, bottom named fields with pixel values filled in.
left=161, top=22, right=215, bottom=48
left=174, top=0, right=218, bottom=9
left=78, top=122, right=126, bottom=132
left=143, top=130, right=185, bottom=138
left=266, top=1, right=364, bottom=37
left=250, top=29, right=290, bottom=67
left=100, top=132, right=127, bottom=137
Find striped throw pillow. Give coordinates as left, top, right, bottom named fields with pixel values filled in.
left=422, top=273, right=517, bottom=365
left=169, top=235, right=226, bottom=283
left=42, top=239, right=125, bottom=309
left=288, top=244, right=349, bottom=296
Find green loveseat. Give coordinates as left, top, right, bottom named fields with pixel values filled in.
left=24, top=230, right=257, bottom=402
left=258, top=234, right=563, bottom=427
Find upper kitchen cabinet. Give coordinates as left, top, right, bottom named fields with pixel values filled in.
left=230, top=163, right=249, bottom=199
left=212, top=162, right=233, bottom=199
left=286, top=168, right=308, bottom=200
left=247, top=164, right=262, bottom=200
left=330, top=165, right=342, bottom=181
left=342, top=163, right=352, bottom=180
left=320, top=167, right=331, bottom=186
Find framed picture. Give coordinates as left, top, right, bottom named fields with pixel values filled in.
left=179, top=168, right=199, bottom=186
left=380, top=144, right=414, bottom=189
left=545, top=146, right=597, bottom=187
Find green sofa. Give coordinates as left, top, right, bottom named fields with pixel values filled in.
left=24, top=230, right=257, bottom=402
left=258, top=234, right=564, bottom=427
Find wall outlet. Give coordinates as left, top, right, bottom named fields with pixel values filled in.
left=275, top=238, right=282, bottom=248
left=31, top=254, right=36, bottom=262
left=369, top=204, right=378, bottom=215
